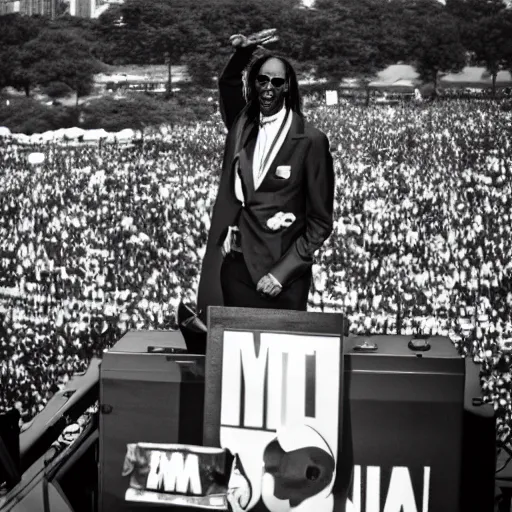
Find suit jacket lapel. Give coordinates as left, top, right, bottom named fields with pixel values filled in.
left=260, top=111, right=308, bottom=185
left=230, top=111, right=307, bottom=195
left=230, top=112, right=257, bottom=179
left=274, top=110, right=307, bottom=163
left=230, top=117, right=258, bottom=204
left=239, top=138, right=256, bottom=196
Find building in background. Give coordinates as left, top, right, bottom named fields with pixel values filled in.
left=20, top=0, right=58, bottom=16
left=68, top=0, right=120, bottom=18
left=0, top=0, right=121, bottom=17
left=0, top=0, right=59, bottom=16
left=69, top=0, right=91, bottom=17
left=0, top=0, right=21, bottom=14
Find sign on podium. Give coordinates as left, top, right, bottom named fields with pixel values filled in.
left=203, top=307, right=347, bottom=512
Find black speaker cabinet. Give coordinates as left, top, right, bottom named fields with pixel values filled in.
left=340, top=335, right=465, bottom=512
left=98, top=331, right=205, bottom=512
left=97, top=330, right=495, bottom=512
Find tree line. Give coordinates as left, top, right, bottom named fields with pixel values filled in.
left=1, top=0, right=512, bottom=101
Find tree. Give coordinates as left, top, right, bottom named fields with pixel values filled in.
left=149, top=18, right=201, bottom=97
left=95, top=1, right=155, bottom=65
left=0, top=14, right=44, bottom=94
left=80, top=94, right=205, bottom=132
left=195, top=0, right=301, bottom=46
left=446, top=0, right=508, bottom=24
left=186, top=52, right=222, bottom=89
left=414, top=14, right=466, bottom=90
left=55, top=0, right=69, bottom=16
left=96, top=0, right=226, bottom=88
left=19, top=30, right=101, bottom=105
left=446, top=0, right=512, bottom=96
left=400, top=0, right=466, bottom=90
left=310, top=0, right=404, bottom=81
left=474, top=13, right=512, bottom=96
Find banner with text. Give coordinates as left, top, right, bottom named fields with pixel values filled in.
left=203, top=308, right=345, bottom=512
left=122, top=443, right=231, bottom=509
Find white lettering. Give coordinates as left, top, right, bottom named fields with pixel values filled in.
left=220, top=331, right=254, bottom=426
left=146, top=451, right=202, bottom=495
left=383, top=467, right=417, bottom=512
left=366, top=466, right=380, bottom=512
left=346, top=465, right=361, bottom=512
left=346, top=466, right=430, bottom=512
left=266, top=343, right=284, bottom=431
left=221, top=332, right=340, bottom=445
left=219, top=330, right=342, bottom=511
left=422, top=467, right=430, bottom=512
left=240, top=336, right=268, bottom=428
left=281, top=351, right=289, bottom=427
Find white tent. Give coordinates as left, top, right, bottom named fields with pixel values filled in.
left=105, top=132, right=118, bottom=143
left=368, top=64, right=420, bottom=90
left=392, top=79, right=417, bottom=88
left=30, top=133, right=44, bottom=144
left=0, top=126, right=11, bottom=138
left=115, top=128, right=135, bottom=141
left=375, top=64, right=419, bottom=83
left=40, top=131, right=56, bottom=142
left=62, top=127, right=86, bottom=140
left=440, top=66, right=512, bottom=87
left=83, top=129, right=109, bottom=141
left=52, top=128, right=69, bottom=140
left=15, top=134, right=31, bottom=144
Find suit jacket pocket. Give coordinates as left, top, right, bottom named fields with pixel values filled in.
left=275, top=165, right=291, bottom=179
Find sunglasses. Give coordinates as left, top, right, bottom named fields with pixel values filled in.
left=256, top=74, right=286, bottom=88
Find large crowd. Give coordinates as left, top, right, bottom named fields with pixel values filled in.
left=1, top=100, right=512, bottom=444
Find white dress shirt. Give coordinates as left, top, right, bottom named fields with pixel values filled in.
left=234, top=105, right=292, bottom=204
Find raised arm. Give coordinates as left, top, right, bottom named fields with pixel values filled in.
left=218, top=29, right=279, bottom=132
left=218, top=47, right=255, bottom=131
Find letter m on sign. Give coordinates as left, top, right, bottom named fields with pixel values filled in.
left=146, top=451, right=203, bottom=495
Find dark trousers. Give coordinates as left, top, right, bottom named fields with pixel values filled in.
left=220, top=252, right=312, bottom=310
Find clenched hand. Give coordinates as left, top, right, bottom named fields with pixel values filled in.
left=256, top=273, right=282, bottom=298
left=229, top=29, right=279, bottom=50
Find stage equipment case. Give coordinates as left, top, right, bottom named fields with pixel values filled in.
left=98, top=331, right=205, bottom=512
left=98, top=330, right=494, bottom=512
left=340, top=335, right=465, bottom=512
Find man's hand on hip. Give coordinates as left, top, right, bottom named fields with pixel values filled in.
left=257, top=273, right=282, bottom=298
left=221, top=227, right=234, bottom=257
left=229, top=29, right=279, bottom=50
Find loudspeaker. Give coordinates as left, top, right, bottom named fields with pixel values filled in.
left=461, top=358, right=496, bottom=512
left=341, top=335, right=465, bottom=512
left=97, top=330, right=492, bottom=512
left=0, top=409, right=21, bottom=489
left=99, top=330, right=205, bottom=512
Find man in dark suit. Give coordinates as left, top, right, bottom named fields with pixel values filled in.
left=197, top=29, right=335, bottom=317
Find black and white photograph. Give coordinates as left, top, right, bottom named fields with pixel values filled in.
left=1, top=0, right=512, bottom=510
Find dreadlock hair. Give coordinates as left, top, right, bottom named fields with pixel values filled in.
left=243, top=53, right=303, bottom=122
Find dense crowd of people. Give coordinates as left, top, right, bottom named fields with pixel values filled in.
left=1, top=99, right=512, bottom=443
